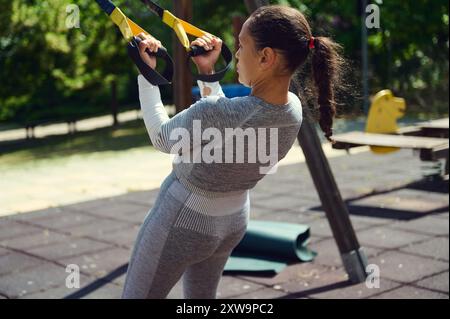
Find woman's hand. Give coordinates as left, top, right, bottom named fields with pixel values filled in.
left=137, top=33, right=162, bottom=70
left=191, top=34, right=223, bottom=75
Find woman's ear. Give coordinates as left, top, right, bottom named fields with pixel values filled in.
left=259, top=47, right=277, bottom=70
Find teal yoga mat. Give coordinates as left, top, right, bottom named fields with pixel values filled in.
left=224, top=220, right=317, bottom=274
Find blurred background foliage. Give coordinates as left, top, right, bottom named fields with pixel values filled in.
left=0, top=0, right=448, bottom=126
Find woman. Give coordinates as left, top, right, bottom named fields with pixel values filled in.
left=122, top=5, right=342, bottom=299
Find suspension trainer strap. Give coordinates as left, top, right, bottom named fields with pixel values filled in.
left=140, top=0, right=233, bottom=82
left=95, top=0, right=174, bottom=85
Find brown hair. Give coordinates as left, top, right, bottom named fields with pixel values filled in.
left=247, top=5, right=344, bottom=143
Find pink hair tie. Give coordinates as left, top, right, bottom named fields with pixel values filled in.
left=309, top=37, right=315, bottom=49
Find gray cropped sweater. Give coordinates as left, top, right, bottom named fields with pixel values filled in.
left=138, top=75, right=303, bottom=195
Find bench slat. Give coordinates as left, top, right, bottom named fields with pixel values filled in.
left=396, top=126, right=424, bottom=136
left=333, top=132, right=449, bottom=150
left=416, top=118, right=449, bottom=130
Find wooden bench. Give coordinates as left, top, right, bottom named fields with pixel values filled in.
left=384, top=118, right=449, bottom=138
left=23, top=113, right=107, bottom=139
left=332, top=88, right=448, bottom=176
left=25, top=119, right=78, bottom=139
left=332, top=131, right=449, bottom=175
left=333, top=118, right=449, bottom=149
left=414, top=118, right=449, bottom=138
left=396, top=125, right=426, bottom=136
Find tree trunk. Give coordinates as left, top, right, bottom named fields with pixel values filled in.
left=111, top=79, right=118, bottom=126
left=173, top=0, right=194, bottom=113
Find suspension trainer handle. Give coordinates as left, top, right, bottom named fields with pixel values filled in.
left=140, top=0, right=233, bottom=82
left=95, top=0, right=174, bottom=85
left=127, top=36, right=174, bottom=85
left=187, top=44, right=233, bottom=83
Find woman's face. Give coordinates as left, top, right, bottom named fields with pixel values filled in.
left=235, top=20, right=261, bottom=87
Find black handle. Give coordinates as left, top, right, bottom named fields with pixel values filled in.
left=127, top=36, right=174, bottom=85
left=187, top=43, right=233, bottom=83
left=188, top=45, right=207, bottom=57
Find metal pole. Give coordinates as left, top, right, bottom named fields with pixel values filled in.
left=246, top=0, right=368, bottom=283
left=361, top=0, right=370, bottom=114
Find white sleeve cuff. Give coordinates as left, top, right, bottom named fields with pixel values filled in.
left=196, top=80, right=225, bottom=98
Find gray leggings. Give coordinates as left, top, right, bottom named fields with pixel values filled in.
left=122, top=171, right=250, bottom=299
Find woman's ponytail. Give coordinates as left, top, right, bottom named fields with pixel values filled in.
left=311, top=37, right=344, bottom=143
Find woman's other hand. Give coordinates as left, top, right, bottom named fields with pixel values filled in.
left=191, top=34, right=223, bottom=75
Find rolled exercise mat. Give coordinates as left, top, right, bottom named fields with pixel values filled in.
left=224, top=221, right=317, bottom=274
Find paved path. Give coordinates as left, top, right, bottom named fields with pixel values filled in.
left=0, top=139, right=369, bottom=218
left=0, top=148, right=448, bottom=299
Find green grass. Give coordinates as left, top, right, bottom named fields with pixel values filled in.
left=0, top=120, right=154, bottom=169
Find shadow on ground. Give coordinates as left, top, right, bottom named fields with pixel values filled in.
left=0, top=120, right=151, bottom=165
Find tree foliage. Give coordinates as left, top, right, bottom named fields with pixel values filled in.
left=0, top=0, right=448, bottom=124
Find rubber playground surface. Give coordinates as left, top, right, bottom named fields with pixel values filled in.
left=0, top=117, right=448, bottom=299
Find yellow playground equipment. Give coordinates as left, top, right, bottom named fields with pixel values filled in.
left=365, top=89, right=406, bottom=154
left=332, top=89, right=449, bottom=176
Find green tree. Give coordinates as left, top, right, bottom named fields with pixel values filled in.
left=0, top=0, right=448, bottom=125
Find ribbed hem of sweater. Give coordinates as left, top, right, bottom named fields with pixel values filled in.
left=173, top=169, right=249, bottom=199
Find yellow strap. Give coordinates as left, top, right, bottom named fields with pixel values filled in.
left=110, top=7, right=133, bottom=40
left=178, top=18, right=207, bottom=38
left=128, top=18, right=148, bottom=37
left=162, top=10, right=209, bottom=50
left=110, top=7, right=208, bottom=50
left=110, top=7, right=150, bottom=41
